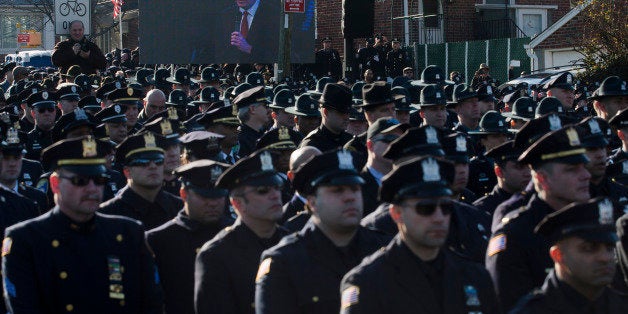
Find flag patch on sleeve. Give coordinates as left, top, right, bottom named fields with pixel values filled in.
left=341, top=285, right=360, bottom=309
left=487, top=234, right=507, bottom=256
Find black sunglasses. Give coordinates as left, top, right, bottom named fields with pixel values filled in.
left=37, top=107, right=56, bottom=113
left=127, top=158, right=164, bottom=167
left=58, top=174, right=110, bottom=186
left=407, top=199, right=454, bottom=216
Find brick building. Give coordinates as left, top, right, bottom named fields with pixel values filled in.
left=316, top=0, right=588, bottom=71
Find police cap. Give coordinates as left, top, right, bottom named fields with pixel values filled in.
left=94, top=104, right=127, bottom=124
left=215, top=149, right=283, bottom=190
left=589, top=76, right=627, bottom=100
left=178, top=131, right=224, bottom=160
left=292, top=149, right=364, bottom=196
left=380, top=156, right=454, bottom=203
left=41, top=136, right=109, bottom=175
left=518, top=126, right=589, bottom=167
left=256, top=126, right=300, bottom=150
left=174, top=159, right=230, bottom=198
left=535, top=197, right=621, bottom=244
left=115, top=131, right=166, bottom=165
left=383, top=125, right=445, bottom=161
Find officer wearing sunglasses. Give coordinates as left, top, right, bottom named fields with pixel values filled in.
left=2, top=136, right=164, bottom=313
left=340, top=156, right=499, bottom=314
left=195, top=149, right=289, bottom=314
left=100, top=131, right=182, bottom=230
left=24, top=91, right=57, bottom=160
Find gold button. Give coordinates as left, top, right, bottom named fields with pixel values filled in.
left=195, top=248, right=201, bottom=254
left=66, top=304, right=73, bottom=311
left=52, top=240, right=59, bottom=248
left=312, top=296, right=319, bottom=302
left=251, top=303, right=255, bottom=308
left=119, top=300, right=125, bottom=306
left=116, top=234, right=123, bottom=242
left=59, top=271, right=68, bottom=279
left=120, top=266, right=125, bottom=273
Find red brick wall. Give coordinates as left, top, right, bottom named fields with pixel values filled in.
left=316, top=0, right=581, bottom=51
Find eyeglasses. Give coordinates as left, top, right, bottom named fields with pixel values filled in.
left=244, top=185, right=283, bottom=195
left=405, top=199, right=454, bottom=216
left=37, top=107, right=56, bottom=113
left=127, top=158, right=165, bottom=167
left=58, top=174, right=110, bottom=186
left=372, top=134, right=399, bottom=144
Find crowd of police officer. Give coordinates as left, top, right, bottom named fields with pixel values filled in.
left=0, top=42, right=628, bottom=314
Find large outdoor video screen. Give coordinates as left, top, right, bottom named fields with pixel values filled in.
left=139, top=0, right=315, bottom=64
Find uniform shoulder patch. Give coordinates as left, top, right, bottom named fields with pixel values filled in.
left=341, top=285, right=360, bottom=309
left=36, top=178, right=48, bottom=193
left=2, top=237, right=12, bottom=256
left=256, top=258, right=272, bottom=283
left=487, top=234, right=507, bottom=256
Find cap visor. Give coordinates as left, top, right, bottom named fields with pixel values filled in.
left=61, top=164, right=107, bottom=176
left=322, top=174, right=365, bottom=187
left=245, top=173, right=284, bottom=187
left=190, top=187, right=229, bottom=198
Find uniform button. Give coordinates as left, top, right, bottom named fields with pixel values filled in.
left=251, top=303, right=255, bottom=308
left=116, top=234, right=123, bottom=242
left=312, top=296, right=319, bottom=302
left=119, top=300, right=125, bottom=306
left=195, top=248, right=201, bottom=254
left=66, top=304, right=73, bottom=311
left=59, top=271, right=68, bottom=279
left=120, top=266, right=125, bottom=273
left=52, top=240, right=60, bottom=248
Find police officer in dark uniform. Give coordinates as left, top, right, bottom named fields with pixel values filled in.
left=24, top=91, right=56, bottom=160
left=543, top=72, right=576, bottom=113
left=473, top=140, right=531, bottom=215
left=2, top=136, right=163, bottom=313
left=198, top=104, right=240, bottom=164
left=314, top=37, right=342, bottom=80
left=340, top=156, right=499, bottom=314
left=361, top=127, right=491, bottom=262
left=356, top=38, right=384, bottom=80
left=345, top=82, right=402, bottom=160
left=486, top=125, right=592, bottom=312
left=608, top=108, right=628, bottom=164
left=578, top=117, right=628, bottom=204
left=139, top=117, right=184, bottom=196
left=490, top=113, right=569, bottom=232
left=0, top=129, right=48, bottom=212
left=234, top=86, right=271, bottom=158
left=385, top=39, right=408, bottom=78
left=299, top=84, right=353, bottom=152
left=194, top=149, right=289, bottom=314
left=99, top=131, right=182, bottom=230
left=108, top=86, right=145, bottom=135
left=510, top=197, right=628, bottom=313
left=255, top=149, right=390, bottom=313
left=467, top=110, right=512, bottom=197
left=146, top=160, right=233, bottom=314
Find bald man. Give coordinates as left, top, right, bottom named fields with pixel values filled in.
left=137, top=89, right=167, bottom=124
left=280, top=146, right=322, bottom=230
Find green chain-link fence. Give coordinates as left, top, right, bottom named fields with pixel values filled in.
left=409, top=37, right=531, bottom=84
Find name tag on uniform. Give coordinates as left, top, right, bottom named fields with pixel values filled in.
left=108, top=256, right=125, bottom=300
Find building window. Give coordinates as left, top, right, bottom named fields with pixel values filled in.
left=0, top=13, right=44, bottom=50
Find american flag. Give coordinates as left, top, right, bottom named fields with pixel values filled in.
left=112, top=0, right=123, bottom=18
